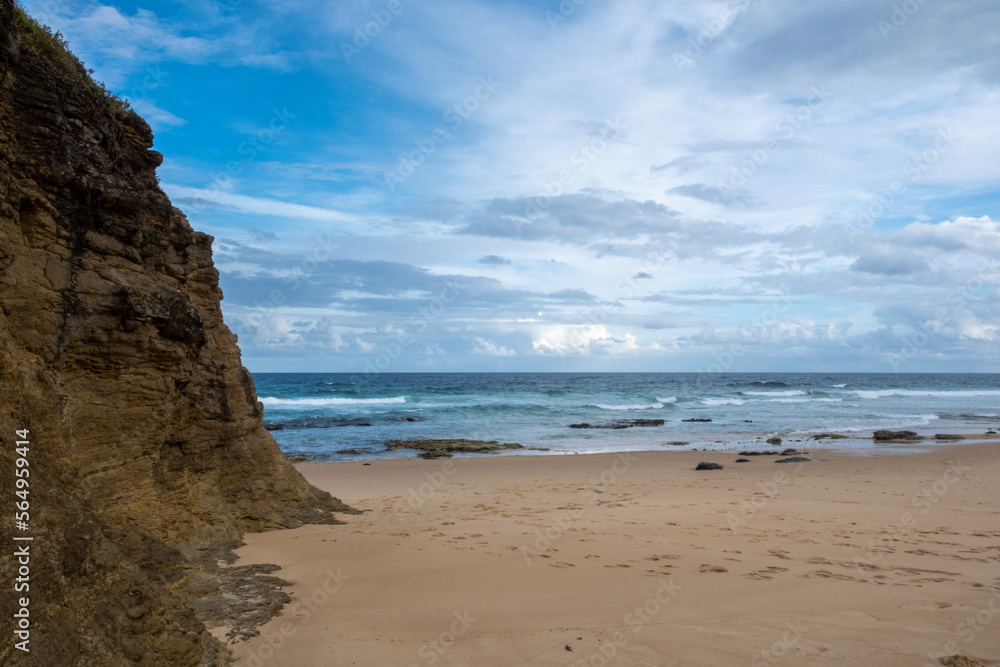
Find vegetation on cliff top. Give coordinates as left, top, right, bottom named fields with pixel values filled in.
left=12, top=2, right=136, bottom=118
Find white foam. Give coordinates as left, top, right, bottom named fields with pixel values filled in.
left=854, top=389, right=1000, bottom=399
left=591, top=403, right=664, bottom=411
left=261, top=396, right=407, bottom=407
left=743, top=390, right=808, bottom=397
left=656, top=397, right=678, bottom=404
left=702, top=398, right=746, bottom=406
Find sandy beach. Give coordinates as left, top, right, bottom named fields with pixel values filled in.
left=229, top=443, right=1000, bottom=666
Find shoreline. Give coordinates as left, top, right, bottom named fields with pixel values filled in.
left=287, top=429, right=1000, bottom=463
left=230, top=442, right=1000, bottom=666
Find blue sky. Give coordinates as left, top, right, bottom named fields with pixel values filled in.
left=22, top=0, right=1000, bottom=372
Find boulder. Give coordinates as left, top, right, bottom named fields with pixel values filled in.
left=873, top=430, right=920, bottom=441
left=696, top=462, right=724, bottom=470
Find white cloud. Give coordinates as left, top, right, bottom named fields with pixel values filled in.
left=472, top=337, right=516, bottom=356
left=531, top=324, right=657, bottom=356
left=131, top=100, right=186, bottom=129
left=163, top=184, right=358, bottom=225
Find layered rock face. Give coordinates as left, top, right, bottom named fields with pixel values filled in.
left=0, top=2, right=354, bottom=664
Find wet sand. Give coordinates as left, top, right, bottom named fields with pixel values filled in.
left=228, top=442, right=1000, bottom=666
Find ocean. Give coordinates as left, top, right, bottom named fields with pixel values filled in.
left=253, top=373, right=1000, bottom=461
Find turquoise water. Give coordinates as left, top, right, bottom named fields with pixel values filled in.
left=253, top=373, right=1000, bottom=460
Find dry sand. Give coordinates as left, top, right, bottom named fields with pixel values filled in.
left=228, top=443, right=1000, bottom=666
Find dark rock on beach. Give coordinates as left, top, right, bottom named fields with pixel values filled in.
left=776, top=456, right=812, bottom=463
left=385, top=439, right=525, bottom=459
left=873, top=430, right=920, bottom=441
left=812, top=433, right=848, bottom=440
left=735, top=458, right=751, bottom=463
left=569, top=419, right=664, bottom=429
left=767, top=437, right=782, bottom=445
left=934, top=434, right=965, bottom=440
left=696, top=462, right=725, bottom=470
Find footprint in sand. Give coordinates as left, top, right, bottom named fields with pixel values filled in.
left=699, top=564, right=728, bottom=573
left=806, top=557, right=833, bottom=565
left=768, top=549, right=793, bottom=560
left=804, top=569, right=861, bottom=582
left=551, top=561, right=575, bottom=568
left=744, top=566, right=789, bottom=580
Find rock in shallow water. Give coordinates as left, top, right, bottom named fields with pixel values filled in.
left=385, top=439, right=525, bottom=458
left=873, top=430, right=920, bottom=441
left=569, top=419, right=665, bottom=429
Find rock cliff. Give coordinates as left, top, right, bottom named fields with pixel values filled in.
left=0, top=2, right=355, bottom=664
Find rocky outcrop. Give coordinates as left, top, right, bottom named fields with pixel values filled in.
left=0, top=4, right=354, bottom=664
left=568, top=419, right=664, bottom=429
left=385, top=439, right=525, bottom=459
left=873, top=430, right=920, bottom=441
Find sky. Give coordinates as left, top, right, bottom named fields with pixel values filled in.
left=20, top=0, right=1000, bottom=373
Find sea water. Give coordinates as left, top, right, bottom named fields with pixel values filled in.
left=253, top=373, right=1000, bottom=460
